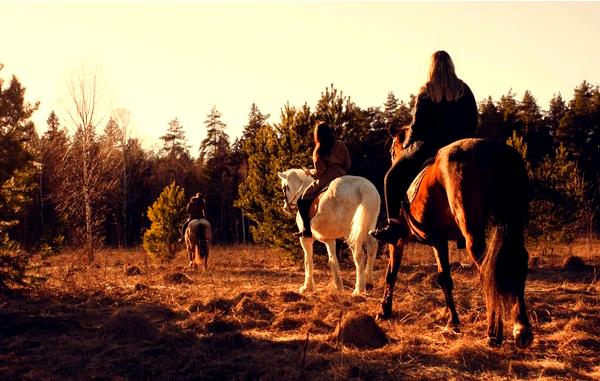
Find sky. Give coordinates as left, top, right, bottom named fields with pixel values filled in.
left=2, top=2, right=600, bottom=153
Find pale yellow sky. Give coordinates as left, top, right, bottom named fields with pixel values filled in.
left=2, top=2, right=600, bottom=152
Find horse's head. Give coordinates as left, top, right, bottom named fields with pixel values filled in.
left=390, top=126, right=411, bottom=163
left=277, top=168, right=313, bottom=215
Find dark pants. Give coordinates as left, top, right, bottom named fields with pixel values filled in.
left=297, top=198, right=313, bottom=233
left=384, top=141, right=436, bottom=219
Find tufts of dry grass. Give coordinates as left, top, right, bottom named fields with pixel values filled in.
left=0, top=240, right=598, bottom=380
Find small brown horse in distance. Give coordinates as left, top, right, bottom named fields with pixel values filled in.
left=380, top=129, right=533, bottom=349
left=185, top=219, right=211, bottom=271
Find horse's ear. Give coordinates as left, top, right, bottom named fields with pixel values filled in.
left=277, top=172, right=286, bottom=180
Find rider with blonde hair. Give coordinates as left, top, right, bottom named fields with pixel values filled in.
left=370, top=50, right=478, bottom=243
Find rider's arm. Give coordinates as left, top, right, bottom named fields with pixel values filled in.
left=404, top=92, right=433, bottom=148
left=313, top=153, right=326, bottom=178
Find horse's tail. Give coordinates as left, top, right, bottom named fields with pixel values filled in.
left=481, top=146, right=529, bottom=338
left=347, top=181, right=380, bottom=248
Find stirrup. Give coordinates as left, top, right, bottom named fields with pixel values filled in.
left=293, top=230, right=312, bottom=238
left=369, top=223, right=403, bottom=244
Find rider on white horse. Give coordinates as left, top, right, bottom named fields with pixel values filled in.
left=295, top=122, right=351, bottom=238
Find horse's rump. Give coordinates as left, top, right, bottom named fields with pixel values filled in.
left=187, top=218, right=212, bottom=241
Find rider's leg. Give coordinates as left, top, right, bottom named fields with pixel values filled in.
left=180, top=218, right=191, bottom=243
left=370, top=143, right=430, bottom=243
left=295, top=198, right=313, bottom=237
left=370, top=159, right=412, bottom=243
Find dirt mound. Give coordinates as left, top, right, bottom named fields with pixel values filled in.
left=134, top=283, right=149, bottom=291
left=205, top=317, right=242, bottom=333
left=332, top=312, right=388, bottom=349
left=279, top=291, right=303, bottom=302
left=100, top=307, right=157, bottom=342
left=233, top=289, right=271, bottom=304
left=563, top=256, right=593, bottom=272
left=204, top=298, right=234, bottom=314
left=233, top=297, right=274, bottom=321
left=308, top=319, right=333, bottom=334
left=187, top=300, right=204, bottom=313
left=273, top=314, right=303, bottom=331
left=124, top=266, right=141, bottom=276
left=163, top=272, right=193, bottom=284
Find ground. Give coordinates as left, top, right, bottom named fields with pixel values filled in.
left=0, top=240, right=598, bottom=381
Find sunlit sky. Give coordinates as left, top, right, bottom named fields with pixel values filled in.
left=2, top=2, right=600, bottom=152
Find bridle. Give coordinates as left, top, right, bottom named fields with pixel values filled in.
left=282, top=175, right=311, bottom=211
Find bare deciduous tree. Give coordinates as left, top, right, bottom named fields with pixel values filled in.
left=57, top=67, right=114, bottom=262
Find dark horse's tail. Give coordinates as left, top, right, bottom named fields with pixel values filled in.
left=481, top=144, right=529, bottom=341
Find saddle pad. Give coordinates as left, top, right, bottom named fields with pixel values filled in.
left=406, top=164, right=432, bottom=204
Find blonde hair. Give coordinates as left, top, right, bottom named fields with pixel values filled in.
left=421, top=51, right=465, bottom=103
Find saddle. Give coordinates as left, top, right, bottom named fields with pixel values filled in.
left=406, top=160, right=433, bottom=204
left=402, top=157, right=466, bottom=249
left=307, top=186, right=329, bottom=219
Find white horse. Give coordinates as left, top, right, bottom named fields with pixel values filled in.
left=278, top=169, right=380, bottom=296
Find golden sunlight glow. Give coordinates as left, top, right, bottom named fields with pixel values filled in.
left=2, top=2, right=600, bottom=150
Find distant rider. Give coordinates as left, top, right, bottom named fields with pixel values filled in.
left=180, top=193, right=206, bottom=243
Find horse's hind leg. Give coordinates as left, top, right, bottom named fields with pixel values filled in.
left=378, top=241, right=404, bottom=320
left=299, top=236, right=316, bottom=293
left=323, top=239, right=343, bottom=292
left=350, top=237, right=366, bottom=296
left=433, top=241, right=460, bottom=331
left=186, top=243, right=195, bottom=270
left=201, top=240, right=209, bottom=271
left=511, top=245, right=533, bottom=349
left=364, top=235, right=378, bottom=290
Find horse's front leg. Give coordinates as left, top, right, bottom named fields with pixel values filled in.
left=433, top=241, right=460, bottom=331
left=379, top=240, right=404, bottom=319
left=299, top=236, right=315, bottom=293
left=323, top=239, right=343, bottom=292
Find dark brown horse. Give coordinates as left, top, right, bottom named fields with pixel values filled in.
left=380, top=129, right=533, bottom=349
left=185, top=219, right=211, bottom=271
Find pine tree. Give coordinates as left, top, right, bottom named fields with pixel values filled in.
left=0, top=75, right=38, bottom=288
left=152, top=118, right=194, bottom=201
left=517, top=91, right=549, bottom=165
left=143, top=182, right=186, bottom=261
left=528, top=145, right=588, bottom=243
left=545, top=93, right=567, bottom=146
left=200, top=106, right=230, bottom=162
left=199, top=106, right=233, bottom=241
left=160, top=118, right=190, bottom=159
left=477, top=96, right=503, bottom=139
left=38, top=111, right=69, bottom=250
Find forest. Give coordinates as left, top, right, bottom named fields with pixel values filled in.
left=1, top=71, right=599, bottom=276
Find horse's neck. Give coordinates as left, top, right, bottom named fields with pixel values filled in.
left=291, top=170, right=312, bottom=194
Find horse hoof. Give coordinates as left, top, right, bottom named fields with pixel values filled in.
left=514, top=324, right=533, bottom=349
left=299, top=285, right=312, bottom=294
left=376, top=310, right=392, bottom=321
left=487, top=336, right=503, bottom=348
left=447, top=323, right=461, bottom=333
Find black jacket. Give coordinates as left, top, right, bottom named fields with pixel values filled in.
left=404, top=82, right=477, bottom=149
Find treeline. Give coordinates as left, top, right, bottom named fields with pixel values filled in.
left=1, top=74, right=599, bottom=264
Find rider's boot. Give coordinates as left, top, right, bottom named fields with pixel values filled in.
left=293, top=198, right=313, bottom=238
left=369, top=218, right=406, bottom=244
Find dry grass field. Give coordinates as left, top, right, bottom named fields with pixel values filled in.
left=1, top=240, right=598, bottom=380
